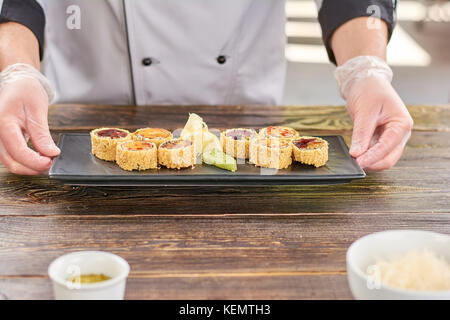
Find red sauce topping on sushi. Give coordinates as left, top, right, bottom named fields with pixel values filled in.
left=161, top=140, right=192, bottom=149
left=97, top=129, right=128, bottom=139
left=226, top=129, right=254, bottom=140
left=267, top=126, right=295, bottom=137
left=294, top=138, right=322, bottom=149
left=124, top=141, right=154, bottom=151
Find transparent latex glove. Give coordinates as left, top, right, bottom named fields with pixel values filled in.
left=345, top=74, right=413, bottom=171
left=0, top=78, right=60, bottom=175
left=335, top=56, right=413, bottom=171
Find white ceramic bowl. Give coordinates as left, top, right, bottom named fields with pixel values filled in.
left=347, top=230, right=450, bottom=300
left=48, top=251, right=130, bottom=300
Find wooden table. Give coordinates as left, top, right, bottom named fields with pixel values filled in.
left=0, top=104, right=449, bottom=300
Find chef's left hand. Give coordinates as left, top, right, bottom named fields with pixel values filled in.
left=346, top=75, right=414, bottom=171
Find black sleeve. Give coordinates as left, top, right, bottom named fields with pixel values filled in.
left=317, top=0, right=397, bottom=65
left=0, top=0, right=46, bottom=60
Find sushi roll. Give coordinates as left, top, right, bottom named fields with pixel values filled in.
left=131, top=128, right=172, bottom=147
left=292, top=136, right=328, bottom=167
left=249, top=138, right=292, bottom=169
left=259, top=126, right=299, bottom=142
left=220, top=128, right=257, bottom=159
left=116, top=140, right=157, bottom=171
left=90, top=128, right=131, bottom=161
left=158, top=139, right=195, bottom=169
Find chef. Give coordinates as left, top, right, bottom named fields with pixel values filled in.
left=0, top=0, right=413, bottom=175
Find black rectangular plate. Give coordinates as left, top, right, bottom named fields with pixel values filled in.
left=49, top=134, right=365, bottom=186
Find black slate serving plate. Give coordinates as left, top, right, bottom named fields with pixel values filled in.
left=49, top=133, right=365, bottom=186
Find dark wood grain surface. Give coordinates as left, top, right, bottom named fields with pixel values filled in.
left=0, top=104, right=449, bottom=300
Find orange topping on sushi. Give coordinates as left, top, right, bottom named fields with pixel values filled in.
left=124, top=141, right=154, bottom=151
left=259, top=138, right=290, bottom=149
left=267, top=126, right=295, bottom=138
left=135, top=128, right=171, bottom=139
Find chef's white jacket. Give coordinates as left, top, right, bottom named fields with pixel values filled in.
left=0, top=0, right=397, bottom=105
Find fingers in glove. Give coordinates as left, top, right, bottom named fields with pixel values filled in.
left=0, top=121, right=53, bottom=172
left=0, top=140, right=42, bottom=175
left=356, top=122, right=411, bottom=169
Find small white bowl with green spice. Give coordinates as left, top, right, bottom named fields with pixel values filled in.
left=48, top=251, right=130, bottom=300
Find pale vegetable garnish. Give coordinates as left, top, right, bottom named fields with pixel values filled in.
left=180, top=113, right=204, bottom=154
left=201, top=131, right=222, bottom=153
left=180, top=113, right=221, bottom=154
left=367, top=249, right=450, bottom=291
left=181, top=113, right=236, bottom=171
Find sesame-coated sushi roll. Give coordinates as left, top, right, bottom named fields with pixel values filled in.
left=259, top=126, right=299, bottom=142
left=131, top=128, right=172, bottom=147
left=90, top=128, right=130, bottom=161
left=220, top=128, right=257, bottom=159
left=116, top=140, right=157, bottom=171
left=158, top=139, right=195, bottom=170
left=249, top=138, right=292, bottom=169
left=292, top=136, right=328, bottom=167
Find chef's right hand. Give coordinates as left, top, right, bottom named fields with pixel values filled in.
left=0, top=78, right=60, bottom=175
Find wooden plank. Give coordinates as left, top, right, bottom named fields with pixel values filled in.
left=0, top=214, right=449, bottom=276
left=0, top=274, right=352, bottom=300
left=1, top=131, right=449, bottom=216
left=47, top=104, right=450, bottom=132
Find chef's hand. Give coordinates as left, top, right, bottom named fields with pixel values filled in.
left=346, top=75, right=413, bottom=171
left=0, top=78, right=60, bottom=175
